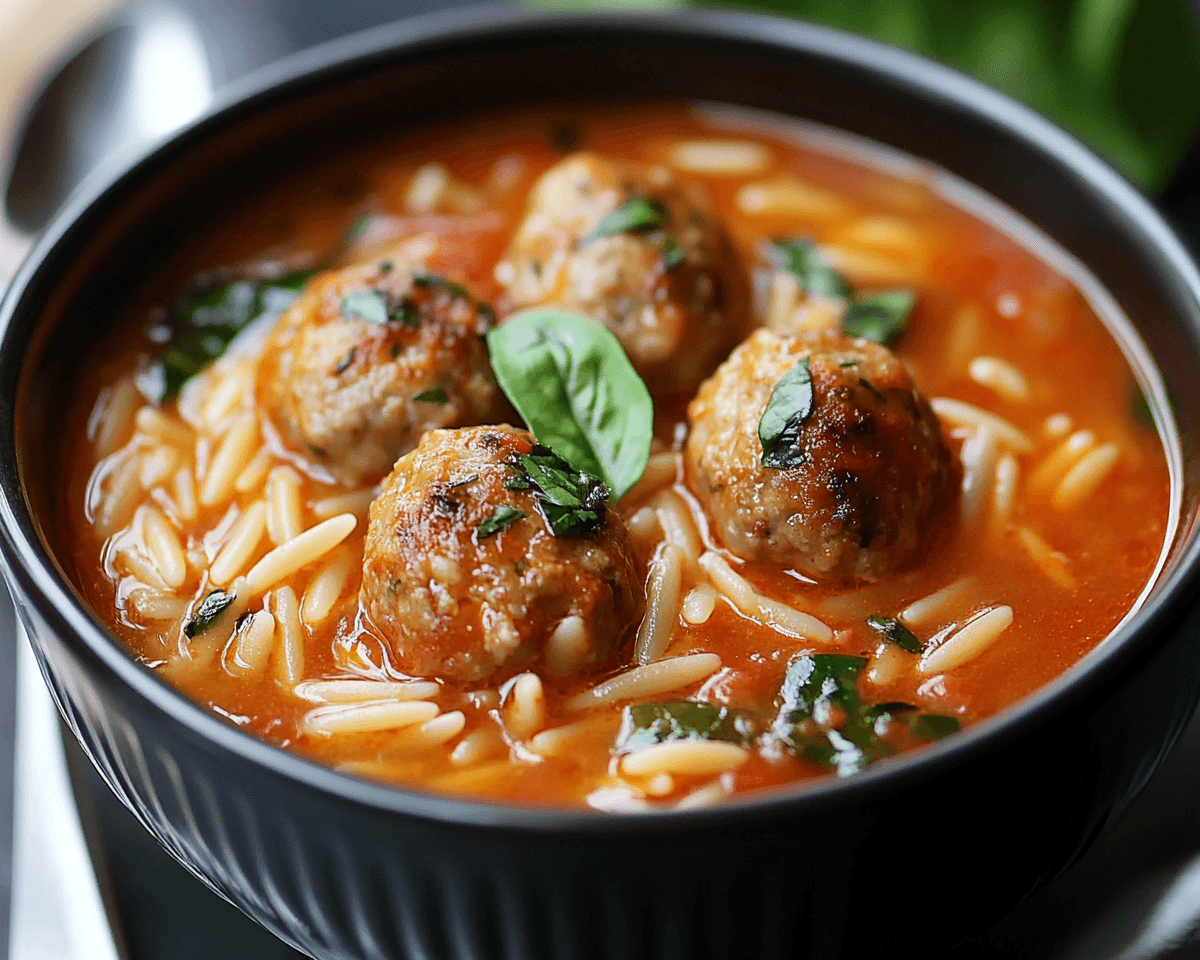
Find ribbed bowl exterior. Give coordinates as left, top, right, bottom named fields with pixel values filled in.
left=3, top=10, right=1200, bottom=959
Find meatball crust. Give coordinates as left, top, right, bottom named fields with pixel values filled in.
left=500, top=152, right=748, bottom=396
left=361, top=426, right=645, bottom=682
left=259, top=236, right=506, bottom=485
left=686, top=330, right=955, bottom=580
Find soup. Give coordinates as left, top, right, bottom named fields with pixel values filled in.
left=64, top=103, right=1173, bottom=811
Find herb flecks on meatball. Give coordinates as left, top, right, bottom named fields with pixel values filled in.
left=259, top=237, right=506, bottom=486
left=686, top=330, right=956, bottom=580
left=360, top=426, right=645, bottom=682
left=499, top=151, right=748, bottom=396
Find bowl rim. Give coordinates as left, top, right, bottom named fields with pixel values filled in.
left=3, top=3, right=1200, bottom=833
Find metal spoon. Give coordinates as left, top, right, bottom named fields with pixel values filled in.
left=2, top=1, right=212, bottom=236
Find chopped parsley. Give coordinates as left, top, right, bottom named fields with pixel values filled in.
left=413, top=387, right=449, bottom=403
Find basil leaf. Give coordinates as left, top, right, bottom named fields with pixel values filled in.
left=579, top=197, right=667, bottom=247
left=486, top=308, right=653, bottom=499
left=477, top=505, right=525, bottom=540
left=616, top=701, right=754, bottom=754
left=184, top=589, right=236, bottom=638
left=660, top=235, right=686, bottom=271
left=160, top=269, right=315, bottom=400
left=865, top=616, right=922, bottom=654
left=507, top=445, right=608, bottom=538
left=411, top=270, right=470, bottom=301
left=759, top=357, right=814, bottom=470
left=413, top=387, right=449, bottom=403
left=909, top=714, right=960, bottom=740
left=842, top=289, right=916, bottom=346
left=341, top=290, right=389, bottom=325
left=773, top=655, right=961, bottom=774
left=772, top=238, right=851, bottom=300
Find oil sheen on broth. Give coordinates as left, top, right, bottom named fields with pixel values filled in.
left=65, top=103, right=1172, bottom=811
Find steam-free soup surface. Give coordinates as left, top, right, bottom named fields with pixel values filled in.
left=65, top=104, right=1171, bottom=810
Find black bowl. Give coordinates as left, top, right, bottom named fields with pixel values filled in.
left=3, top=8, right=1200, bottom=959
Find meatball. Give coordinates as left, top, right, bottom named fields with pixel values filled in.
left=500, top=152, right=748, bottom=396
left=259, top=236, right=506, bottom=485
left=361, top=425, right=645, bottom=682
left=686, top=330, right=955, bottom=580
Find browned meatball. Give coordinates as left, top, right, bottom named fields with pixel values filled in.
left=259, top=236, right=506, bottom=485
left=686, top=330, right=955, bottom=580
left=499, top=152, right=748, bottom=396
left=361, top=426, right=645, bottom=682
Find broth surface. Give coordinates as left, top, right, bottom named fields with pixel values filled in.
left=64, top=103, right=1172, bottom=810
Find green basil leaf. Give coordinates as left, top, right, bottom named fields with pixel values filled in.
left=773, top=655, right=893, bottom=775
left=507, top=445, right=607, bottom=538
left=413, top=387, right=449, bottom=404
left=660, top=235, right=686, bottom=271
left=865, top=616, right=922, bottom=654
left=579, top=197, right=667, bottom=247
left=772, top=238, right=851, bottom=300
left=477, top=505, right=525, bottom=539
left=161, top=269, right=315, bottom=401
left=486, top=308, right=653, bottom=499
left=341, top=289, right=389, bottom=325
left=909, top=714, right=960, bottom=740
left=184, top=589, right=236, bottom=638
left=411, top=270, right=470, bottom=300
left=617, top=701, right=755, bottom=754
left=842, top=289, right=916, bottom=346
left=759, top=357, right=814, bottom=470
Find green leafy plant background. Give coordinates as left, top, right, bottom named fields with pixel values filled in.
left=526, top=0, right=1200, bottom=192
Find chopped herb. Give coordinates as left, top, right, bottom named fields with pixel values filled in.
left=859, top=377, right=885, bottom=403
left=411, top=271, right=470, bottom=301
left=910, top=714, right=960, bottom=740
left=842, top=289, right=916, bottom=346
left=486, top=308, right=653, bottom=499
left=477, top=505, right=525, bottom=539
left=392, top=296, right=420, bottom=328
left=333, top=347, right=356, bottom=375
left=759, top=357, right=814, bottom=469
left=839, top=360, right=859, bottom=368
left=772, top=654, right=959, bottom=774
left=865, top=616, right=922, bottom=654
left=505, top=444, right=609, bottom=538
left=579, top=197, right=667, bottom=247
left=390, top=343, right=402, bottom=359
left=183, top=590, right=236, bottom=639
left=341, top=289, right=389, bottom=325
left=772, top=238, right=851, bottom=300
left=616, top=701, right=754, bottom=754
left=413, top=387, right=449, bottom=403
left=378, top=260, right=393, bottom=274
left=158, top=268, right=315, bottom=400
left=660, top=235, right=686, bottom=271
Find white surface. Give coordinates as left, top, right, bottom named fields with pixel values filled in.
left=9, top=625, right=121, bottom=960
